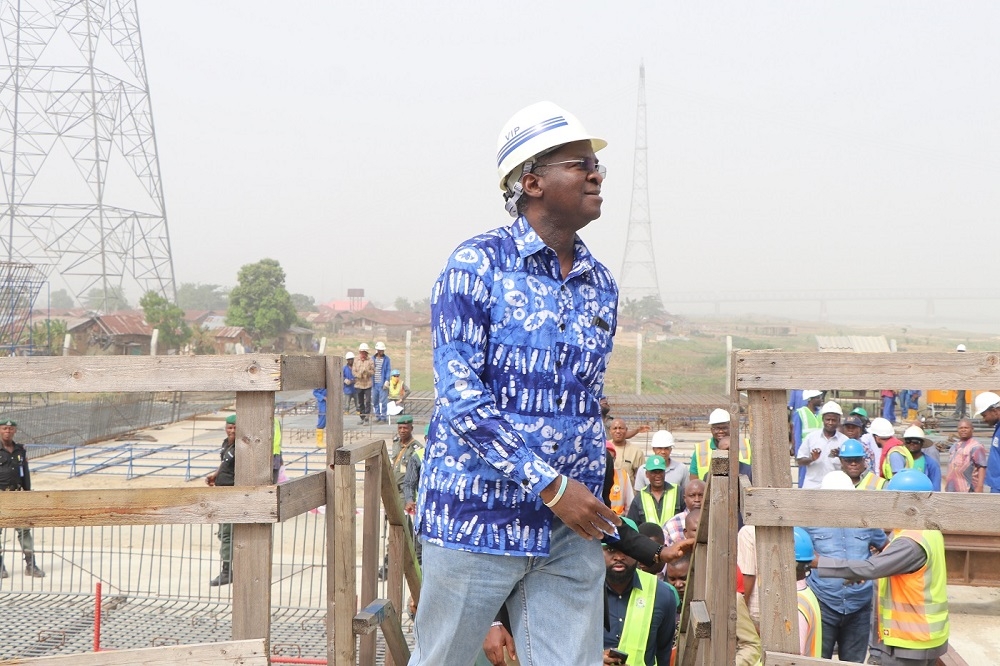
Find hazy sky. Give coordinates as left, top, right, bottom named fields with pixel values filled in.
left=134, top=2, right=998, bottom=316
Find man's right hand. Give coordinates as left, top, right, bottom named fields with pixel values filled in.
left=544, top=477, right=620, bottom=540
left=483, top=624, right=517, bottom=665
left=206, top=472, right=217, bottom=486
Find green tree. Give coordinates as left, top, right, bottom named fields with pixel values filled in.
left=637, top=295, right=666, bottom=320
left=24, top=319, right=68, bottom=354
left=84, top=286, right=129, bottom=311
left=291, top=293, right=317, bottom=311
left=394, top=297, right=413, bottom=312
left=226, top=259, right=297, bottom=340
left=140, top=291, right=191, bottom=350
left=176, top=283, right=229, bottom=310
left=49, top=289, right=74, bottom=309
left=188, top=326, right=218, bottom=355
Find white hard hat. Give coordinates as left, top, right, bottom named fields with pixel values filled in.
left=358, top=342, right=370, bottom=352
left=708, top=408, right=730, bottom=425
left=820, top=401, right=843, bottom=416
left=974, top=391, right=1000, bottom=417
left=902, top=425, right=933, bottom=448
left=497, top=101, right=606, bottom=216
left=651, top=430, right=675, bottom=449
left=344, top=352, right=355, bottom=360
left=956, top=344, right=967, bottom=352
left=374, top=341, right=386, bottom=351
left=820, top=470, right=855, bottom=491
left=868, top=417, right=894, bottom=438
left=802, top=390, right=823, bottom=400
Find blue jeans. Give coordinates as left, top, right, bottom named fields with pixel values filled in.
left=409, top=520, right=605, bottom=666
left=372, top=384, right=388, bottom=420
left=818, top=598, right=871, bottom=662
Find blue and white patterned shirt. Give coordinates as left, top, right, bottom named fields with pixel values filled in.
left=416, top=215, right=618, bottom=556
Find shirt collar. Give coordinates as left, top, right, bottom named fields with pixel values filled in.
left=512, top=216, right=595, bottom=278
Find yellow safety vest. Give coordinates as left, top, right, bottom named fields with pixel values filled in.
left=694, top=438, right=752, bottom=481
left=388, top=376, right=406, bottom=400
left=797, top=586, right=823, bottom=658
left=856, top=471, right=886, bottom=490
left=639, top=485, right=679, bottom=527
left=881, top=445, right=914, bottom=480
left=796, top=406, right=823, bottom=441
left=878, top=530, right=949, bottom=650
left=617, top=570, right=659, bottom=666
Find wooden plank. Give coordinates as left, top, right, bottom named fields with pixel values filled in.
left=2, top=639, right=268, bottom=664
left=0, top=486, right=277, bottom=527
left=334, top=438, right=386, bottom=465
left=743, top=486, right=1000, bottom=533
left=747, top=389, right=798, bottom=655
left=736, top=350, right=1000, bottom=391
left=386, top=523, right=406, bottom=666
left=352, top=600, right=410, bottom=665
left=231, top=392, right=274, bottom=646
left=380, top=445, right=408, bottom=527
left=279, top=354, right=327, bottom=390
left=276, top=470, right=326, bottom=521
left=0, top=354, right=292, bottom=393
left=763, top=651, right=840, bottom=665
left=325, top=355, right=356, bottom=666
left=705, top=469, right=735, bottom=666
left=359, top=454, right=382, bottom=665
left=689, top=600, right=712, bottom=639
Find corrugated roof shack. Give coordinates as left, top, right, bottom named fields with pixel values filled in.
left=67, top=312, right=153, bottom=355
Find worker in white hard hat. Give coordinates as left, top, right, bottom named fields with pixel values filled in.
left=796, top=401, right=847, bottom=489
left=900, top=425, right=941, bottom=490
left=411, top=102, right=620, bottom=666
left=370, top=341, right=393, bottom=423
left=353, top=343, right=374, bottom=424
left=792, top=390, right=824, bottom=487
left=974, top=391, right=1000, bottom=493
left=690, top=408, right=752, bottom=481
left=634, top=429, right=687, bottom=496
left=343, top=351, right=358, bottom=415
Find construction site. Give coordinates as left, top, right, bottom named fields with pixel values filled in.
left=2, top=2, right=999, bottom=665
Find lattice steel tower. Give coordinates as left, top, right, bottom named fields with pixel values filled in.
left=0, top=0, right=176, bottom=310
left=619, top=63, right=662, bottom=305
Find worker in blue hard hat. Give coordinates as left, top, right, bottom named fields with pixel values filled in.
left=794, top=527, right=823, bottom=658
left=839, top=438, right=885, bottom=490
left=813, top=469, right=949, bottom=665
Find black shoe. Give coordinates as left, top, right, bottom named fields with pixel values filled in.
left=24, top=562, right=45, bottom=578
left=210, top=563, right=232, bottom=586
left=0, top=564, right=8, bottom=579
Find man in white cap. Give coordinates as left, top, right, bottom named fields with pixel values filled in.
left=371, top=341, right=393, bottom=423
left=796, top=401, right=847, bottom=489
left=410, top=102, right=619, bottom=666
left=974, top=391, right=1000, bottom=493
left=353, top=343, right=374, bottom=424
left=690, top=408, right=751, bottom=481
left=634, top=430, right=686, bottom=495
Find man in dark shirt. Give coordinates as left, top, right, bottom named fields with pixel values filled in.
left=205, top=414, right=237, bottom=586
left=603, top=538, right=677, bottom=665
left=0, top=419, right=45, bottom=578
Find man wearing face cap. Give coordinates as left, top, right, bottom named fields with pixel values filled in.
left=0, top=419, right=45, bottom=578
left=410, top=102, right=619, bottom=666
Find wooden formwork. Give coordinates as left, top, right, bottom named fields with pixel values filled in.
left=735, top=351, right=995, bottom=665
left=0, top=354, right=421, bottom=666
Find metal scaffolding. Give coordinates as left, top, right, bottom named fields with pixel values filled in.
left=0, top=260, right=45, bottom=350
left=0, top=0, right=176, bottom=308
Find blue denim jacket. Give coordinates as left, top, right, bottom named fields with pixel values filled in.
left=417, top=215, right=618, bottom=556
left=805, top=526, right=887, bottom=613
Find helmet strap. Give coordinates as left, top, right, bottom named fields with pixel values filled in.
left=502, top=160, right=534, bottom=218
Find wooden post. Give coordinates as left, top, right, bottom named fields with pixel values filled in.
left=325, top=356, right=354, bottom=665
left=747, top=389, right=798, bottom=654
left=358, top=453, right=382, bottom=665
left=385, top=522, right=405, bottom=666
left=707, top=455, right=736, bottom=665
left=231, top=391, right=275, bottom=649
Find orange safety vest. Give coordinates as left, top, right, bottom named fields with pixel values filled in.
left=878, top=530, right=949, bottom=650
left=609, top=466, right=631, bottom=516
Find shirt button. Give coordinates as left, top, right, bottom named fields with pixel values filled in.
left=559, top=324, right=565, bottom=331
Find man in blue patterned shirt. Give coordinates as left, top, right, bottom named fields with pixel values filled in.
left=409, top=102, right=619, bottom=666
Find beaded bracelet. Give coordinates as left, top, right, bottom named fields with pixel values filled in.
left=543, top=475, right=569, bottom=508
